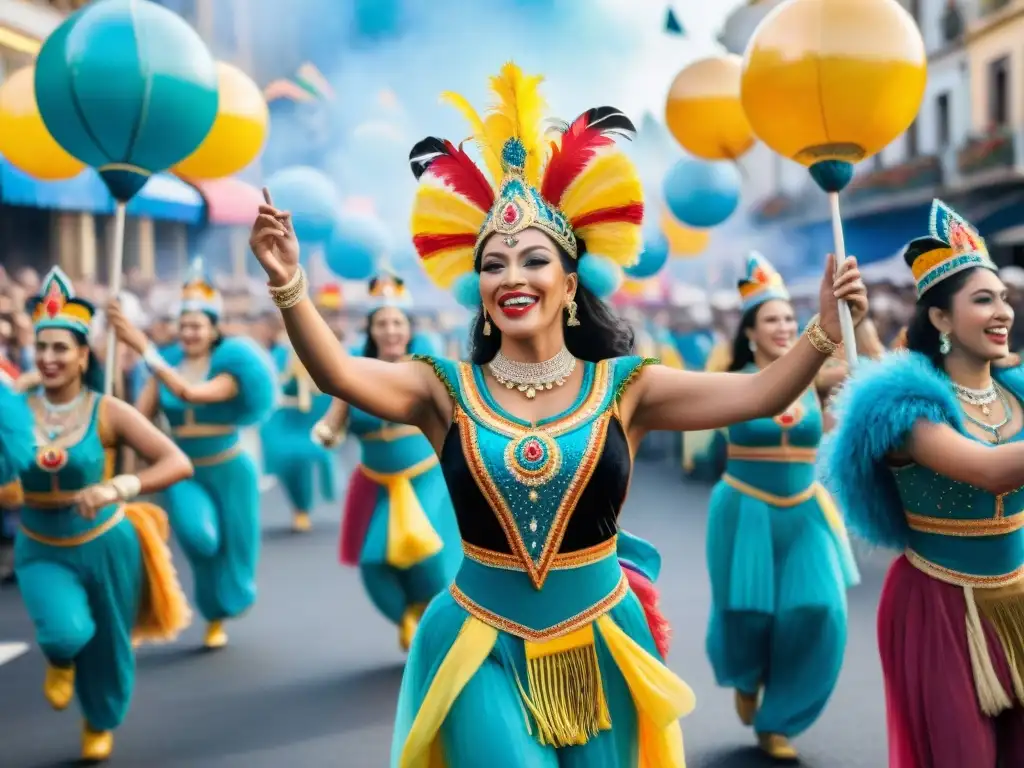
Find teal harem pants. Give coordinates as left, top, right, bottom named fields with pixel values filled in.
left=163, top=451, right=260, bottom=621
left=15, top=518, right=142, bottom=731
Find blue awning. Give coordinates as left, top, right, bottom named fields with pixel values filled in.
left=0, top=157, right=205, bottom=224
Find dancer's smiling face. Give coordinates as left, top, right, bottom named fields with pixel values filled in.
left=369, top=306, right=411, bottom=362
left=746, top=299, right=798, bottom=361
left=179, top=311, right=218, bottom=357
left=930, top=268, right=1013, bottom=361
left=36, top=327, right=89, bottom=391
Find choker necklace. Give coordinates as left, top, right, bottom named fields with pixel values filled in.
left=953, top=381, right=998, bottom=416
left=488, top=347, right=577, bottom=399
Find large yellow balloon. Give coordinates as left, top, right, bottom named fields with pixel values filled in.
left=0, top=66, right=84, bottom=180
left=665, top=55, right=755, bottom=161
left=174, top=62, right=269, bottom=180
left=661, top=210, right=710, bottom=257
left=741, top=0, right=926, bottom=166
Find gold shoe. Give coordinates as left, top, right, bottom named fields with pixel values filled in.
left=398, top=604, right=426, bottom=652
left=757, top=732, right=799, bottom=761
left=734, top=688, right=759, bottom=726
left=203, top=621, right=228, bottom=650
left=292, top=511, right=312, bottom=533
left=43, top=663, right=75, bottom=710
left=81, top=723, right=114, bottom=762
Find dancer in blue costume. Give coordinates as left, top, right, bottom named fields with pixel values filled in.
left=261, top=336, right=337, bottom=532
left=705, top=252, right=865, bottom=761
left=106, top=259, right=277, bottom=650
left=1, top=268, right=193, bottom=762
left=248, top=63, right=868, bottom=767
left=823, top=200, right=1024, bottom=767
left=315, top=272, right=462, bottom=650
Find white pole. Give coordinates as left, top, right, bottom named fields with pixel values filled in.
left=104, top=201, right=127, bottom=396
left=828, top=191, right=859, bottom=368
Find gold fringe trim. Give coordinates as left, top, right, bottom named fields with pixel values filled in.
left=972, top=581, right=1024, bottom=710
left=125, top=502, right=192, bottom=645
left=519, top=624, right=612, bottom=747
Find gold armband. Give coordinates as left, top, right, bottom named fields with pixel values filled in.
left=804, top=315, right=839, bottom=357
left=269, top=267, right=308, bottom=310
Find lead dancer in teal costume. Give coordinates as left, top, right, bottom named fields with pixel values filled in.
left=248, top=62, right=867, bottom=767
left=705, top=252, right=862, bottom=761
left=261, top=337, right=337, bottom=532
left=3, top=268, right=193, bottom=763
left=822, top=200, right=1024, bottom=768
left=107, top=259, right=277, bottom=651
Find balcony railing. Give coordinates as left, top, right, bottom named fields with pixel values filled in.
left=846, top=155, right=943, bottom=204
left=957, top=127, right=1017, bottom=175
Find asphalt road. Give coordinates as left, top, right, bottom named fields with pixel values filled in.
left=0, top=444, right=894, bottom=767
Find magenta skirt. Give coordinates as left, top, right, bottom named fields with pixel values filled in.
left=338, top=467, right=378, bottom=566
left=879, top=555, right=1024, bottom=767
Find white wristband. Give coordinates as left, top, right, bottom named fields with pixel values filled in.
left=109, top=474, right=142, bottom=502
left=142, top=343, right=169, bottom=373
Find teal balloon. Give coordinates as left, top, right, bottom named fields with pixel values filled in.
left=624, top=232, right=669, bottom=279
left=325, top=215, right=387, bottom=280
left=266, top=166, right=340, bottom=244
left=663, top=159, right=740, bottom=228
left=35, top=0, right=218, bottom=202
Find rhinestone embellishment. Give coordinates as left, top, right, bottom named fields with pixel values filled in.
left=488, top=347, right=577, bottom=400
left=36, top=445, right=68, bottom=473
left=504, top=431, right=562, bottom=488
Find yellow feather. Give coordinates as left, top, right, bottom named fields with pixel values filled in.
left=419, top=246, right=475, bottom=289
left=413, top=186, right=487, bottom=234
left=574, top=221, right=643, bottom=268
left=486, top=62, right=548, bottom=186
left=559, top=153, right=643, bottom=220
left=439, top=91, right=504, bottom=186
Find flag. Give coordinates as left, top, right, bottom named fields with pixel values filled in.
left=664, top=8, right=685, bottom=36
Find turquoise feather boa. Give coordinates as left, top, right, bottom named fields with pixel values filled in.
left=0, top=381, right=36, bottom=484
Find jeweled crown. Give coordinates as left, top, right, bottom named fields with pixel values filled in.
left=28, top=267, right=95, bottom=336
left=180, top=257, right=224, bottom=319
left=737, top=251, right=789, bottom=314
left=905, top=199, right=996, bottom=297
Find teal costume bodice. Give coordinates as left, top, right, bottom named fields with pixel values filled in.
left=20, top=393, right=119, bottom=540
left=348, top=407, right=435, bottom=475
left=725, top=365, right=822, bottom=497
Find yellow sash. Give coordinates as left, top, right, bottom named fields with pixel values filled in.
left=361, top=455, right=443, bottom=569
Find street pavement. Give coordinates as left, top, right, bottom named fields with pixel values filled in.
left=0, top=444, right=893, bottom=767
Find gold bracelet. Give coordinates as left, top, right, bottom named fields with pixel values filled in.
left=269, top=267, right=308, bottom=309
left=804, top=315, right=839, bottom=356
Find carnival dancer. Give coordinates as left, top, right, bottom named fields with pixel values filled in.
left=105, top=259, right=277, bottom=651
left=249, top=63, right=868, bottom=767
left=823, top=199, right=1024, bottom=767
left=261, top=329, right=337, bottom=533
left=0, top=268, right=192, bottom=762
left=313, top=272, right=462, bottom=650
left=705, top=252, right=863, bottom=760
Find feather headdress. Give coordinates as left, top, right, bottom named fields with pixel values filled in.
left=409, top=62, right=643, bottom=304
left=904, top=199, right=996, bottom=298
left=737, top=251, right=789, bottom=314
left=180, top=257, right=223, bottom=320
left=27, top=267, right=95, bottom=336
left=367, top=270, right=412, bottom=310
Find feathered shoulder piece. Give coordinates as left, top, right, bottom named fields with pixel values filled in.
left=0, top=380, right=35, bottom=485
left=408, top=62, right=643, bottom=302
left=819, top=351, right=962, bottom=550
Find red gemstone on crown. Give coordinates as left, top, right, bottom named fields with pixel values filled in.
left=45, top=298, right=60, bottom=317
left=502, top=204, right=518, bottom=224
left=523, top=440, right=543, bottom=462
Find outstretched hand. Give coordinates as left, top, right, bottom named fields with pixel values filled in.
left=249, top=188, right=300, bottom=287
left=818, top=254, right=868, bottom=343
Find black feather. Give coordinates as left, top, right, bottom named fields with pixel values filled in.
left=584, top=106, right=636, bottom=141
left=408, top=137, right=449, bottom=180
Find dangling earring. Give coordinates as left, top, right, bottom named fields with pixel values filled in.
left=939, top=331, right=951, bottom=355
left=566, top=300, right=580, bottom=327
left=748, top=339, right=757, bottom=353
left=483, top=312, right=492, bottom=336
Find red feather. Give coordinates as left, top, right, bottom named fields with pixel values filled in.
left=623, top=566, right=672, bottom=658
left=541, top=113, right=616, bottom=206
left=413, top=232, right=477, bottom=258
left=426, top=140, right=495, bottom=213
left=571, top=202, right=644, bottom=229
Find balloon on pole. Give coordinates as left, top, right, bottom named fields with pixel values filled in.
left=663, top=158, right=741, bottom=228
left=265, top=166, right=341, bottom=245
left=174, top=62, right=269, bottom=180
left=661, top=209, right=710, bottom=258
left=665, top=55, right=755, bottom=161
left=0, top=66, right=84, bottom=180
left=741, top=0, right=926, bottom=366
left=35, top=0, right=219, bottom=395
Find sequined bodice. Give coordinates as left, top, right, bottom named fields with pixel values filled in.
left=349, top=407, right=435, bottom=474
left=433, top=357, right=644, bottom=589
left=724, top=367, right=822, bottom=496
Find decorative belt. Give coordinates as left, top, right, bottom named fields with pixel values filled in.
left=721, top=474, right=819, bottom=507
left=463, top=537, right=617, bottom=572
left=22, top=489, right=79, bottom=509
left=727, top=445, right=817, bottom=463
left=905, top=548, right=1024, bottom=588
left=905, top=509, right=1024, bottom=538
left=361, top=425, right=421, bottom=442
left=191, top=444, right=243, bottom=468
left=20, top=506, right=125, bottom=547
left=172, top=423, right=236, bottom=438
left=361, top=455, right=442, bottom=569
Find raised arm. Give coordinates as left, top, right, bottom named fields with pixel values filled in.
left=248, top=190, right=451, bottom=445
left=905, top=421, right=1024, bottom=496
left=622, top=255, right=867, bottom=437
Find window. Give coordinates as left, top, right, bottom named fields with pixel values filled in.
left=906, top=120, right=919, bottom=158
left=936, top=92, right=951, bottom=148
left=988, top=56, right=1010, bottom=128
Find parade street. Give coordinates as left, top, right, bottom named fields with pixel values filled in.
left=0, top=445, right=892, bottom=767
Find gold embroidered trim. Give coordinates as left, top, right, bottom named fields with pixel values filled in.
left=449, top=574, right=628, bottom=641
left=462, top=537, right=617, bottom=572
left=192, top=445, right=243, bottom=468
left=721, top=474, right=819, bottom=507
left=22, top=489, right=80, bottom=508
left=360, top=454, right=439, bottom=484
left=905, top=510, right=1024, bottom=537
left=360, top=424, right=421, bottom=442
left=905, top=548, right=1024, bottom=588
left=726, top=445, right=818, bottom=463
left=20, top=506, right=125, bottom=547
